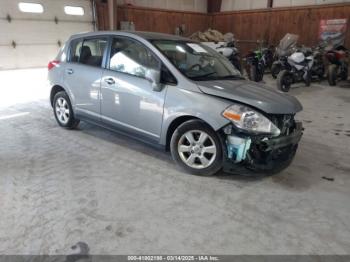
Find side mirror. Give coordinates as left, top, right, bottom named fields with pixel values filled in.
left=146, top=69, right=162, bottom=92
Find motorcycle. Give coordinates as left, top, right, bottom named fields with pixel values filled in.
left=245, top=47, right=274, bottom=82
left=325, top=45, right=349, bottom=86
left=277, top=51, right=314, bottom=92
left=202, top=33, right=242, bottom=72
left=310, top=46, right=326, bottom=80
left=299, top=45, right=325, bottom=80
left=271, top=33, right=299, bottom=79
left=217, top=41, right=242, bottom=72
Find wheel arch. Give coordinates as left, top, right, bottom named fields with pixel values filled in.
left=50, top=85, right=76, bottom=109
left=164, top=115, right=222, bottom=151
left=50, top=85, right=66, bottom=107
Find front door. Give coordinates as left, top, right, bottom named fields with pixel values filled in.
left=64, top=37, right=107, bottom=120
left=101, top=36, right=167, bottom=142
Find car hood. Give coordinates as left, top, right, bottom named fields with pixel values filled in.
left=196, top=80, right=303, bottom=114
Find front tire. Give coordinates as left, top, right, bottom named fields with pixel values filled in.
left=318, top=65, right=325, bottom=79
left=271, top=63, right=280, bottom=79
left=277, top=70, right=292, bottom=92
left=328, top=64, right=337, bottom=86
left=53, top=91, right=80, bottom=129
left=304, top=71, right=311, bottom=87
left=170, top=120, right=223, bottom=176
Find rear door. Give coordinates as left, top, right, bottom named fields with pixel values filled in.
left=64, top=36, right=108, bottom=120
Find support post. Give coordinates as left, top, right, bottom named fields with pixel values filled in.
left=267, top=0, right=274, bottom=8
left=108, top=0, right=116, bottom=30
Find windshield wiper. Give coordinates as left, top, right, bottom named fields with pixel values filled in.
left=216, top=75, right=245, bottom=80
left=190, top=73, right=244, bottom=81
left=189, top=72, right=217, bottom=80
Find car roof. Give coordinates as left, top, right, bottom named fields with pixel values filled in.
left=70, top=30, right=192, bottom=42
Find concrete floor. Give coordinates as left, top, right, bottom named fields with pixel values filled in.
left=0, top=68, right=350, bottom=255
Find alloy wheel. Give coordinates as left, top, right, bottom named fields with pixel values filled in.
left=55, top=97, right=70, bottom=125
left=177, top=130, right=217, bottom=169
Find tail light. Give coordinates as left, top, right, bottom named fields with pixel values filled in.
left=48, top=60, right=60, bottom=70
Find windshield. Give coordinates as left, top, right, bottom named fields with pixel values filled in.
left=152, top=40, right=242, bottom=81
left=276, top=33, right=299, bottom=56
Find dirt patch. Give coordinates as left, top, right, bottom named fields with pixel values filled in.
left=327, top=162, right=350, bottom=174
left=337, top=96, right=350, bottom=103
left=271, top=171, right=311, bottom=192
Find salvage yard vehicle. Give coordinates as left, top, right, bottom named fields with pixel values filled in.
left=277, top=50, right=314, bottom=92
left=308, top=45, right=325, bottom=80
left=271, top=34, right=299, bottom=79
left=273, top=34, right=325, bottom=82
left=49, top=31, right=303, bottom=176
left=245, top=47, right=274, bottom=82
left=325, top=45, right=349, bottom=86
left=202, top=33, right=242, bottom=73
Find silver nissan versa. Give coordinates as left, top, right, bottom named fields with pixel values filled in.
left=48, top=31, right=303, bottom=176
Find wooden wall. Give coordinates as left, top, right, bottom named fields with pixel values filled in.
left=95, top=1, right=110, bottom=30
left=95, top=2, right=350, bottom=55
left=211, top=4, right=350, bottom=54
left=116, top=5, right=210, bottom=36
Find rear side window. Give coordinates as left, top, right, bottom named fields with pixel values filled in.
left=69, top=37, right=107, bottom=67
left=70, top=39, right=83, bottom=62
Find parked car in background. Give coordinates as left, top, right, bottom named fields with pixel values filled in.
left=48, top=31, right=303, bottom=176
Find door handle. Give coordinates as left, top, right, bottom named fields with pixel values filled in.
left=105, top=78, right=115, bottom=85
left=66, top=69, right=74, bottom=75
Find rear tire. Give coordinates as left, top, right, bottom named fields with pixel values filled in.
left=170, top=120, right=223, bottom=176
left=53, top=91, right=80, bottom=129
left=328, top=64, right=337, bottom=86
left=277, top=70, right=292, bottom=92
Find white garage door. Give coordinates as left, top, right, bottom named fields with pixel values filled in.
left=0, top=0, right=94, bottom=69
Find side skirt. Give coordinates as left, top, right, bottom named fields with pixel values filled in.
left=77, top=114, right=166, bottom=152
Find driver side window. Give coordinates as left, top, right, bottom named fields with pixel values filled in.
left=109, top=37, right=160, bottom=79
left=155, top=43, right=204, bottom=75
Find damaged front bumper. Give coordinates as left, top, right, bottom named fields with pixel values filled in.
left=223, top=121, right=303, bottom=174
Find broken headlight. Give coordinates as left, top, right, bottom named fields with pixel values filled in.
left=222, top=104, right=280, bottom=136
